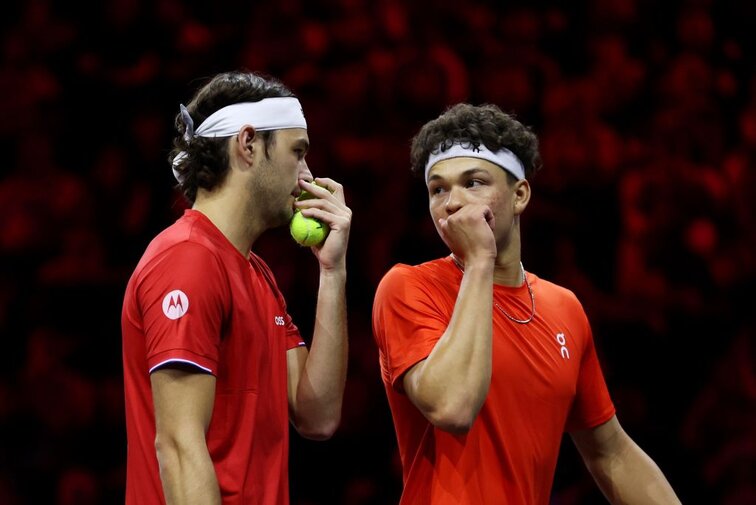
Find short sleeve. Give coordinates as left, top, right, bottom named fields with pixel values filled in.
left=136, top=241, right=229, bottom=375
left=372, top=265, right=452, bottom=390
left=565, top=314, right=616, bottom=432
left=282, top=306, right=305, bottom=350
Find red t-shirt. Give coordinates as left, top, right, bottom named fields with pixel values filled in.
left=372, top=257, right=615, bottom=505
left=122, top=210, right=305, bottom=505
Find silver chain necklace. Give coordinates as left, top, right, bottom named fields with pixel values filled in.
left=450, top=254, right=536, bottom=324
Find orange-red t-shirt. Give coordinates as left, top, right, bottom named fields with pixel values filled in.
left=372, top=257, right=615, bottom=505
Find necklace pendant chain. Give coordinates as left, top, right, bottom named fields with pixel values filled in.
left=450, top=254, right=536, bottom=324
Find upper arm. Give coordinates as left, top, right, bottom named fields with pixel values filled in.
left=372, top=266, right=447, bottom=390
left=139, top=242, right=228, bottom=375
left=401, top=358, right=428, bottom=405
left=285, top=340, right=342, bottom=440
left=570, top=415, right=627, bottom=463
left=151, top=366, right=217, bottom=439
left=286, top=345, right=308, bottom=415
left=402, top=358, right=463, bottom=429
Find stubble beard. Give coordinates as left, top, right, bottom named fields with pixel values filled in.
left=248, top=162, right=294, bottom=230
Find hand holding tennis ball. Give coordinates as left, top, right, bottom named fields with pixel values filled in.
left=290, top=184, right=330, bottom=247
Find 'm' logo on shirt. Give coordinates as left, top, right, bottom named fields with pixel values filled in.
left=162, top=290, right=189, bottom=320
left=274, top=316, right=285, bottom=326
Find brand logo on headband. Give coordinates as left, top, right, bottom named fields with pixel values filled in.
left=424, top=142, right=526, bottom=181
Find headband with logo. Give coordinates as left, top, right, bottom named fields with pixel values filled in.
left=425, top=142, right=525, bottom=181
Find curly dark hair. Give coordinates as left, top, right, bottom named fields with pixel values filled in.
left=410, top=103, right=542, bottom=182
left=169, top=71, right=295, bottom=203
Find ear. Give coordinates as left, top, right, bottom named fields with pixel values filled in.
left=233, top=125, right=257, bottom=166
left=512, top=179, right=531, bottom=216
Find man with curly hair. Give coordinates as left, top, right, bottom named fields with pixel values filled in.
left=372, top=103, right=680, bottom=504
left=122, top=71, right=351, bottom=505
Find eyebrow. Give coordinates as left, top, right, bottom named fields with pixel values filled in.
left=292, top=137, right=310, bottom=152
left=427, top=167, right=488, bottom=182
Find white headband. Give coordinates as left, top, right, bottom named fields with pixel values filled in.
left=172, top=97, right=307, bottom=183
left=425, top=142, right=526, bottom=181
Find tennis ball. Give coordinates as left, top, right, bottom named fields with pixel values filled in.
left=290, top=210, right=329, bottom=247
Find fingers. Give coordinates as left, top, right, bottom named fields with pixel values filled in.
left=436, top=204, right=496, bottom=259
left=445, top=204, right=492, bottom=231
left=295, top=178, right=351, bottom=229
left=298, top=178, right=344, bottom=203
left=313, top=177, right=343, bottom=194
left=297, top=177, right=352, bottom=267
left=299, top=207, right=352, bottom=232
left=483, top=207, right=495, bottom=231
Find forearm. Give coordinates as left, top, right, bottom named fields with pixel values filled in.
left=155, top=435, right=220, bottom=505
left=586, top=435, right=681, bottom=504
left=293, top=267, right=348, bottom=436
left=408, top=262, right=493, bottom=430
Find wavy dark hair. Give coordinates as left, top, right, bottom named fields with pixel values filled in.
left=410, top=103, right=542, bottom=183
left=169, top=71, right=295, bottom=203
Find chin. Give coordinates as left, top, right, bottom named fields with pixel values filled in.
left=279, top=208, right=295, bottom=227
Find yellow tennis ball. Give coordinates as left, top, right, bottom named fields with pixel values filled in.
left=290, top=210, right=329, bottom=247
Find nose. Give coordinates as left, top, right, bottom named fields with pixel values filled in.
left=298, top=160, right=312, bottom=180
left=444, top=186, right=465, bottom=215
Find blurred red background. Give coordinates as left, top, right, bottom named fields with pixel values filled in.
left=0, top=0, right=754, bottom=503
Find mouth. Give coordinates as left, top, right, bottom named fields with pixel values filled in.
left=289, top=190, right=300, bottom=213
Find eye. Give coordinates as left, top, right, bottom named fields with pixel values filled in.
left=466, top=179, right=484, bottom=188
left=429, top=185, right=446, bottom=195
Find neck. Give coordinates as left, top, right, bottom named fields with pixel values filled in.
left=193, top=180, right=264, bottom=256
left=493, top=221, right=523, bottom=286
left=493, top=256, right=524, bottom=287
left=450, top=251, right=524, bottom=287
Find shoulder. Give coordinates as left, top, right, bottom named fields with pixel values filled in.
left=376, top=258, right=455, bottom=296
left=530, top=274, right=592, bottom=335
left=531, top=274, right=584, bottom=309
left=138, top=235, right=222, bottom=275
left=132, top=223, right=227, bottom=293
left=143, top=213, right=221, bottom=261
left=129, top=238, right=231, bottom=317
left=375, top=263, right=415, bottom=292
left=373, top=258, right=460, bottom=323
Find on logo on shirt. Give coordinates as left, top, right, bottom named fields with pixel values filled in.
left=556, top=332, right=570, bottom=359
left=162, top=290, right=189, bottom=320
left=274, top=316, right=285, bottom=326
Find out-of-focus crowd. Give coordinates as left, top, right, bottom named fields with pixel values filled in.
left=0, top=0, right=754, bottom=503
